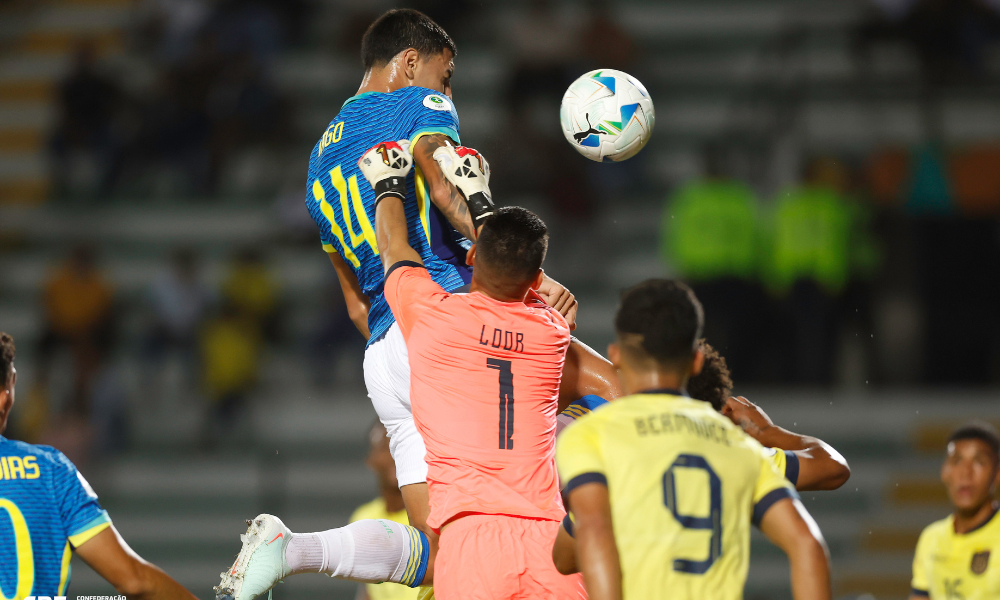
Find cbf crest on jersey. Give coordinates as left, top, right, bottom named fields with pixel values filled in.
left=971, top=550, right=990, bottom=575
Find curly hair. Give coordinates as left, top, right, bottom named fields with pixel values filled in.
left=687, top=340, right=733, bottom=411
left=0, top=332, right=14, bottom=389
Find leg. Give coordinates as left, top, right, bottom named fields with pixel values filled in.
left=434, top=515, right=520, bottom=600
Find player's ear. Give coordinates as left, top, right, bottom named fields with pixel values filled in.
left=401, top=48, right=420, bottom=81
left=529, top=269, right=544, bottom=291
left=466, top=245, right=477, bottom=267
left=691, top=348, right=705, bottom=377
left=608, top=343, right=621, bottom=370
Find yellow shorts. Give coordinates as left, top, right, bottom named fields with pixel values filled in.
left=434, top=515, right=586, bottom=600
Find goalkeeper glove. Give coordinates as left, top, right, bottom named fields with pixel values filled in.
left=432, top=145, right=495, bottom=228
left=358, top=140, right=412, bottom=207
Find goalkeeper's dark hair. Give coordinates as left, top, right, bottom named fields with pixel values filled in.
left=687, top=340, right=732, bottom=411
left=475, top=207, right=548, bottom=296
left=0, top=332, right=14, bottom=389
left=948, top=421, right=1000, bottom=464
left=615, top=279, right=704, bottom=366
left=361, top=9, right=456, bottom=70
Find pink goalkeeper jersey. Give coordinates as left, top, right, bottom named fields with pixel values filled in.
left=384, top=262, right=571, bottom=531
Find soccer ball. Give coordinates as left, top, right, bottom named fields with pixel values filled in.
left=560, top=69, right=655, bottom=162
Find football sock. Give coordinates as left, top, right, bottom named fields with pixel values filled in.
left=285, top=520, right=429, bottom=587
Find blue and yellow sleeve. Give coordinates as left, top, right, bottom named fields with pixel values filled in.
left=53, top=452, right=111, bottom=548
left=560, top=395, right=608, bottom=420
left=405, top=89, right=461, bottom=148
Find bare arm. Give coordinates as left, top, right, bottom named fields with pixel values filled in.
left=759, top=498, right=832, bottom=600
left=560, top=339, right=623, bottom=412
left=328, top=252, right=371, bottom=340
left=723, top=396, right=851, bottom=491
left=568, top=482, right=621, bottom=600
left=411, top=134, right=479, bottom=241
left=552, top=521, right=579, bottom=575
left=75, top=526, right=199, bottom=600
left=375, top=194, right=422, bottom=272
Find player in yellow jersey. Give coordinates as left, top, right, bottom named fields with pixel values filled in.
left=352, top=420, right=419, bottom=600
left=911, top=421, right=1000, bottom=599
left=555, top=279, right=831, bottom=600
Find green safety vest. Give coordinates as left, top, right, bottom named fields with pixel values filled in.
left=765, top=186, right=866, bottom=294
left=662, top=179, right=760, bottom=281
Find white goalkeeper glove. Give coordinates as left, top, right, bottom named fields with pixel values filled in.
left=432, top=145, right=495, bottom=228
left=357, top=140, right=412, bottom=207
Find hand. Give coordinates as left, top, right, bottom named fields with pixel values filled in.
left=722, top=396, right=775, bottom=438
left=432, top=145, right=495, bottom=227
left=536, top=274, right=578, bottom=330
left=358, top=140, right=412, bottom=205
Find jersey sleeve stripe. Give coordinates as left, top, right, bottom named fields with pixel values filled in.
left=564, top=472, right=608, bottom=496
left=783, top=450, right=800, bottom=486
left=911, top=588, right=929, bottom=597
left=58, top=541, right=72, bottom=594
left=751, top=487, right=797, bottom=527
left=410, top=127, right=460, bottom=147
left=387, top=260, right=426, bottom=280
left=562, top=514, right=575, bottom=538
left=68, top=511, right=111, bottom=547
left=322, top=243, right=337, bottom=254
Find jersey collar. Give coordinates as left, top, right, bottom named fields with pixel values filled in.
left=342, top=91, right=379, bottom=107
left=957, top=503, right=1000, bottom=535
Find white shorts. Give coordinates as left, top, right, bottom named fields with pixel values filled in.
left=363, top=321, right=428, bottom=487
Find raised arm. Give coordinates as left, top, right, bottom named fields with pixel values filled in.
left=357, top=141, right=423, bottom=271
left=560, top=339, right=622, bottom=411
left=412, top=134, right=479, bottom=241
left=328, top=252, right=371, bottom=340
left=723, top=396, right=851, bottom=491
left=759, top=498, right=832, bottom=600
left=75, top=526, right=199, bottom=600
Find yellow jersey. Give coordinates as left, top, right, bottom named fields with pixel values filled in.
left=350, top=498, right=420, bottom=600
left=556, top=390, right=796, bottom=600
left=911, top=508, right=1000, bottom=599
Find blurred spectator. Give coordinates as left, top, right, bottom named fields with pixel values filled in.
left=222, top=248, right=280, bottom=343
left=504, top=0, right=580, bottom=108
left=200, top=301, right=260, bottom=446
left=856, top=0, right=1000, bottom=82
left=661, top=145, right=767, bottom=382
left=50, top=43, right=126, bottom=198
left=207, top=50, right=290, bottom=178
left=308, top=276, right=363, bottom=387
left=578, top=0, right=636, bottom=71
left=144, top=248, right=214, bottom=387
left=351, top=420, right=416, bottom=600
left=38, top=244, right=115, bottom=417
left=135, top=0, right=212, bottom=64
left=765, top=158, right=876, bottom=384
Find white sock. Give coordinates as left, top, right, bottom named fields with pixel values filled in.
left=285, top=533, right=327, bottom=574
left=283, top=520, right=426, bottom=585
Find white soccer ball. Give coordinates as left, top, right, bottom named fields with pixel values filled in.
left=560, top=69, right=655, bottom=162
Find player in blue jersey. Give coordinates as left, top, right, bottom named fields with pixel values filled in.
left=0, top=332, right=198, bottom=600
left=216, top=10, right=619, bottom=600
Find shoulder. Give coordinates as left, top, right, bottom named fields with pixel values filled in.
left=3, top=439, right=72, bottom=469
left=918, top=516, right=953, bottom=547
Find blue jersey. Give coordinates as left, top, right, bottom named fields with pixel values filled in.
left=0, top=437, right=111, bottom=598
left=305, top=86, right=473, bottom=346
